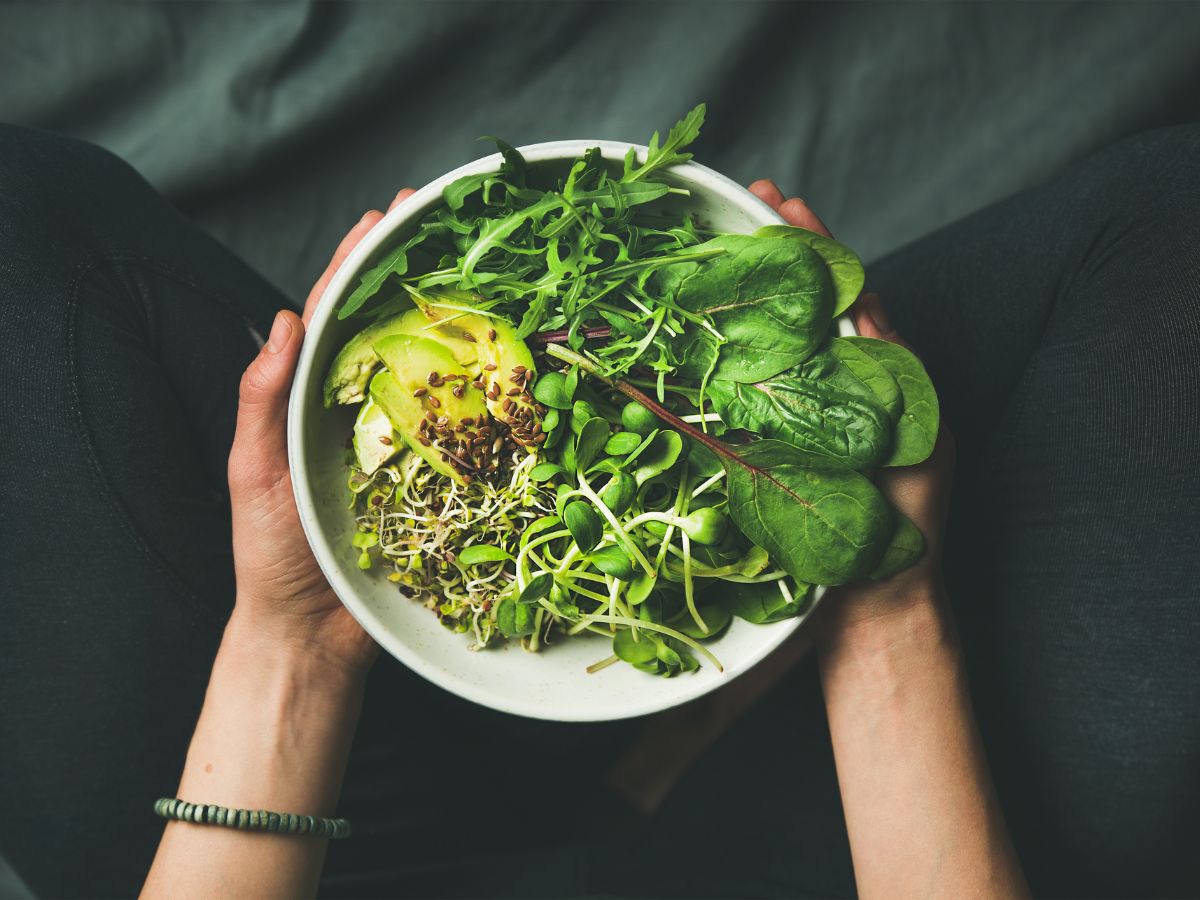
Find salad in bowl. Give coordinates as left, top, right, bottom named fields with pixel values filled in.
left=289, top=105, right=938, bottom=718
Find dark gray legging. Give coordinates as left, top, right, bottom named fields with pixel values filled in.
left=0, top=123, right=1196, bottom=899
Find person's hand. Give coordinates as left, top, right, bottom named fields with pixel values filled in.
left=748, top=179, right=956, bottom=639
left=224, top=189, right=415, bottom=676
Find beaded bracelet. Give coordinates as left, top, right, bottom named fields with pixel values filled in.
left=154, top=798, right=351, bottom=839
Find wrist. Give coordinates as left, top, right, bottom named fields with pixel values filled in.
left=816, top=574, right=955, bottom=662
left=223, top=609, right=372, bottom=696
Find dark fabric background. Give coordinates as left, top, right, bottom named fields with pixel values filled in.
left=2, top=1, right=1199, bottom=304
left=2, top=3, right=1200, bottom=898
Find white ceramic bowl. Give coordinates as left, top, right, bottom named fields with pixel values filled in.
left=288, top=140, right=851, bottom=721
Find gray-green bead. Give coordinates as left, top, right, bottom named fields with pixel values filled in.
left=237, top=809, right=249, bottom=829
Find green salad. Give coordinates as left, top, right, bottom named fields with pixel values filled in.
left=323, top=105, right=939, bottom=676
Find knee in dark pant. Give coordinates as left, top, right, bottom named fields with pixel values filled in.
left=1058, top=125, right=1200, bottom=332
left=0, top=125, right=151, bottom=259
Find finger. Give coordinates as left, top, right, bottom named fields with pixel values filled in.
left=302, top=210, right=385, bottom=325
left=851, top=292, right=916, bottom=352
left=229, top=309, right=304, bottom=495
left=748, top=179, right=786, bottom=211
left=778, top=197, right=832, bottom=237
left=387, top=187, right=416, bottom=212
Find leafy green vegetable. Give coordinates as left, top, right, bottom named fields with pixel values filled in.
left=573, top=416, right=611, bottom=472
left=722, top=441, right=891, bottom=585
left=532, top=371, right=575, bottom=409
left=590, top=546, right=637, bottom=580
left=799, top=338, right=903, bottom=421
left=496, top=595, right=537, bottom=637
left=651, top=234, right=835, bottom=382
left=563, top=501, right=603, bottom=552
left=707, top=375, right=893, bottom=471
left=723, top=579, right=812, bottom=624
left=868, top=511, right=925, bottom=580
left=754, top=225, right=865, bottom=316
left=842, top=337, right=939, bottom=466
left=458, top=545, right=512, bottom=565
left=632, top=431, right=683, bottom=485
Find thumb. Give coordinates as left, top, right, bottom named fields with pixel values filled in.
left=229, top=310, right=304, bottom=494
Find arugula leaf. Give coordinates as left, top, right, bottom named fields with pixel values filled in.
left=754, top=224, right=865, bottom=316
left=571, top=182, right=673, bottom=207
left=722, top=440, right=891, bottom=585
left=443, top=173, right=490, bottom=211
left=841, top=337, right=939, bottom=466
left=707, top=375, right=893, bottom=471
left=624, top=103, right=706, bottom=183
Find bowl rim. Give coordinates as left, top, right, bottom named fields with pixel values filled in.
left=288, top=139, right=839, bottom=721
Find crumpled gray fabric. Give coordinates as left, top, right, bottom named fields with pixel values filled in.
left=2, top=1, right=1198, bottom=302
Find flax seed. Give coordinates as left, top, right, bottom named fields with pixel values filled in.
left=425, top=411, right=437, bottom=423
left=472, top=379, right=485, bottom=390
left=463, top=331, right=477, bottom=343
left=413, top=387, right=428, bottom=398
left=437, top=415, right=449, bottom=427
left=418, top=436, right=432, bottom=446
left=483, top=363, right=498, bottom=371
left=378, top=435, right=393, bottom=446
left=487, top=328, right=497, bottom=341
left=427, top=371, right=439, bottom=385
left=452, top=384, right=465, bottom=398
left=427, top=396, right=441, bottom=408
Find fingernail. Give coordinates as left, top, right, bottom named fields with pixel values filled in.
left=865, top=295, right=891, bottom=333
left=265, top=311, right=292, bottom=353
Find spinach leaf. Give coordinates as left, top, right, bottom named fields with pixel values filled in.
left=799, top=338, right=903, bottom=422
left=722, top=440, right=891, bottom=585
left=867, top=511, right=925, bottom=579
left=841, top=337, right=939, bottom=466
left=651, top=234, right=835, bottom=382
left=721, top=579, right=812, bottom=624
left=707, top=376, right=892, bottom=471
left=754, top=225, right=865, bottom=316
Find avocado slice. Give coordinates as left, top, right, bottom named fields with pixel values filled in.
left=369, top=334, right=488, bottom=482
left=352, top=398, right=401, bottom=475
left=476, top=316, right=538, bottom=439
left=405, top=288, right=541, bottom=447
left=323, top=308, right=480, bottom=408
